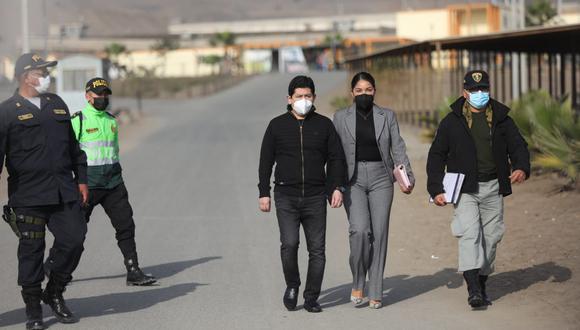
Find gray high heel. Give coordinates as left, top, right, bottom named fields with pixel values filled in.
left=350, top=295, right=363, bottom=305
left=369, top=300, right=383, bottom=309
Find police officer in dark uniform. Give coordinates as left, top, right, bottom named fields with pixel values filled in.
left=0, top=53, right=89, bottom=329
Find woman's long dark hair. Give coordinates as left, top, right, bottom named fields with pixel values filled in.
left=350, top=71, right=376, bottom=90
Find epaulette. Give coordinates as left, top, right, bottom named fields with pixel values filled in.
left=71, top=111, right=83, bottom=119
left=105, top=111, right=116, bottom=118
left=42, top=93, right=60, bottom=103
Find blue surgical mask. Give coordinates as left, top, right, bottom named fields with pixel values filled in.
left=467, top=91, right=490, bottom=109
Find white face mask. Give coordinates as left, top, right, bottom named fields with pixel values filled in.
left=292, top=99, right=313, bottom=116
left=34, top=75, right=51, bottom=94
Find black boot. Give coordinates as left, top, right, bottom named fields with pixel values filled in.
left=463, top=269, right=484, bottom=308
left=283, top=287, right=299, bottom=311
left=41, top=278, right=77, bottom=324
left=125, top=257, right=156, bottom=286
left=21, top=287, right=44, bottom=330
left=303, top=300, right=322, bottom=313
left=479, top=275, right=492, bottom=305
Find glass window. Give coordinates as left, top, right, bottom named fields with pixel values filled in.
left=62, top=69, right=96, bottom=91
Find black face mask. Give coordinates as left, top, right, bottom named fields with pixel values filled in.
left=92, top=97, right=109, bottom=111
left=355, top=94, right=374, bottom=111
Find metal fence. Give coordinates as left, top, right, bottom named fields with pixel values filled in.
left=345, top=24, right=580, bottom=127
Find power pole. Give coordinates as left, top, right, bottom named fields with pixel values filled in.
left=43, top=0, right=48, bottom=55
left=519, top=0, right=525, bottom=29
left=21, top=0, right=30, bottom=53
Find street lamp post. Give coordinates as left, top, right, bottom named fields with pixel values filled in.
left=21, top=0, right=30, bottom=53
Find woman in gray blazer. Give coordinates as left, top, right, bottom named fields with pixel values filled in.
left=333, top=72, right=415, bottom=309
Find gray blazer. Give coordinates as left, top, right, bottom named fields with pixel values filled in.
left=333, top=104, right=415, bottom=186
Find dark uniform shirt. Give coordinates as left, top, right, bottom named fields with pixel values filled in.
left=470, top=110, right=497, bottom=180
left=0, top=91, right=87, bottom=207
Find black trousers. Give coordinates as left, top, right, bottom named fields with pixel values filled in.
left=83, top=182, right=137, bottom=260
left=274, top=192, right=327, bottom=302
left=15, top=201, right=87, bottom=288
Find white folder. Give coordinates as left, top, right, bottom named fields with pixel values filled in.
left=430, top=172, right=465, bottom=204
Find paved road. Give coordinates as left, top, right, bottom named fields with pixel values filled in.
left=0, top=73, right=569, bottom=329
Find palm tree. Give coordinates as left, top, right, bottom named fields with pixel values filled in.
left=209, top=32, right=237, bottom=74
left=199, top=55, right=223, bottom=75
left=104, top=43, right=128, bottom=78
left=511, top=91, right=579, bottom=188
left=150, top=37, right=180, bottom=76
left=104, top=43, right=127, bottom=62
left=525, top=0, right=558, bottom=27
left=209, top=32, right=235, bottom=47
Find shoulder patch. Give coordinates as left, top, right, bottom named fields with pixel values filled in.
left=53, top=109, right=67, bottom=115
left=18, top=113, right=34, bottom=121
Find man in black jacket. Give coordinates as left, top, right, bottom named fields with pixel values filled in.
left=427, top=70, right=530, bottom=309
left=0, top=53, right=88, bottom=329
left=258, top=75, right=346, bottom=313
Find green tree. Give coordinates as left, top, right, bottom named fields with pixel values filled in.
left=103, top=43, right=128, bottom=77
left=322, top=33, right=343, bottom=47
left=150, top=37, right=180, bottom=77
left=330, top=96, right=350, bottom=111
left=151, top=37, right=180, bottom=54
left=199, top=55, right=223, bottom=75
left=209, top=32, right=236, bottom=47
left=208, top=32, right=237, bottom=74
left=525, top=0, right=558, bottom=27
left=511, top=91, right=580, bottom=188
left=420, top=96, right=454, bottom=143
left=104, top=43, right=127, bottom=61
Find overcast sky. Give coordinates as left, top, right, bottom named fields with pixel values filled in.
left=0, top=0, right=575, bottom=59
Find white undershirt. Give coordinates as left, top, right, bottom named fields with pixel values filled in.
left=25, top=97, right=41, bottom=109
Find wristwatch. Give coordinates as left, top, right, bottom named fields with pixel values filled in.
left=335, top=186, right=346, bottom=193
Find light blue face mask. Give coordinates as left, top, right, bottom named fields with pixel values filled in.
left=467, top=91, right=490, bottom=109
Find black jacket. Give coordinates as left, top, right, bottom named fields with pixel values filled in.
left=426, top=97, right=530, bottom=198
left=258, top=109, right=346, bottom=198
left=0, top=91, right=87, bottom=207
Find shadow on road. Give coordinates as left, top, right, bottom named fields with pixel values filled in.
left=0, top=282, right=203, bottom=328
left=488, top=261, right=571, bottom=301
left=72, top=256, right=222, bottom=283
left=0, top=257, right=221, bottom=328
left=319, top=268, right=462, bottom=309
left=319, top=262, right=571, bottom=309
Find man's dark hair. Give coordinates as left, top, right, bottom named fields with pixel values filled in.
left=288, top=75, right=315, bottom=96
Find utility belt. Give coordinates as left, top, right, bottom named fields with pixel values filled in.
left=2, top=205, right=46, bottom=239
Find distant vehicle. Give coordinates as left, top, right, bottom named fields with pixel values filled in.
left=278, top=46, right=309, bottom=74
left=56, top=54, right=109, bottom=112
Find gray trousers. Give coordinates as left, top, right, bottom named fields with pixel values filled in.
left=452, top=179, right=505, bottom=275
left=344, top=161, right=394, bottom=301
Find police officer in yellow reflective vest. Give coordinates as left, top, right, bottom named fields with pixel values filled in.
left=70, top=78, right=156, bottom=286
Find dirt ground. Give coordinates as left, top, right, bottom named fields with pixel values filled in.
left=0, top=82, right=577, bottom=328
left=317, top=89, right=580, bottom=328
